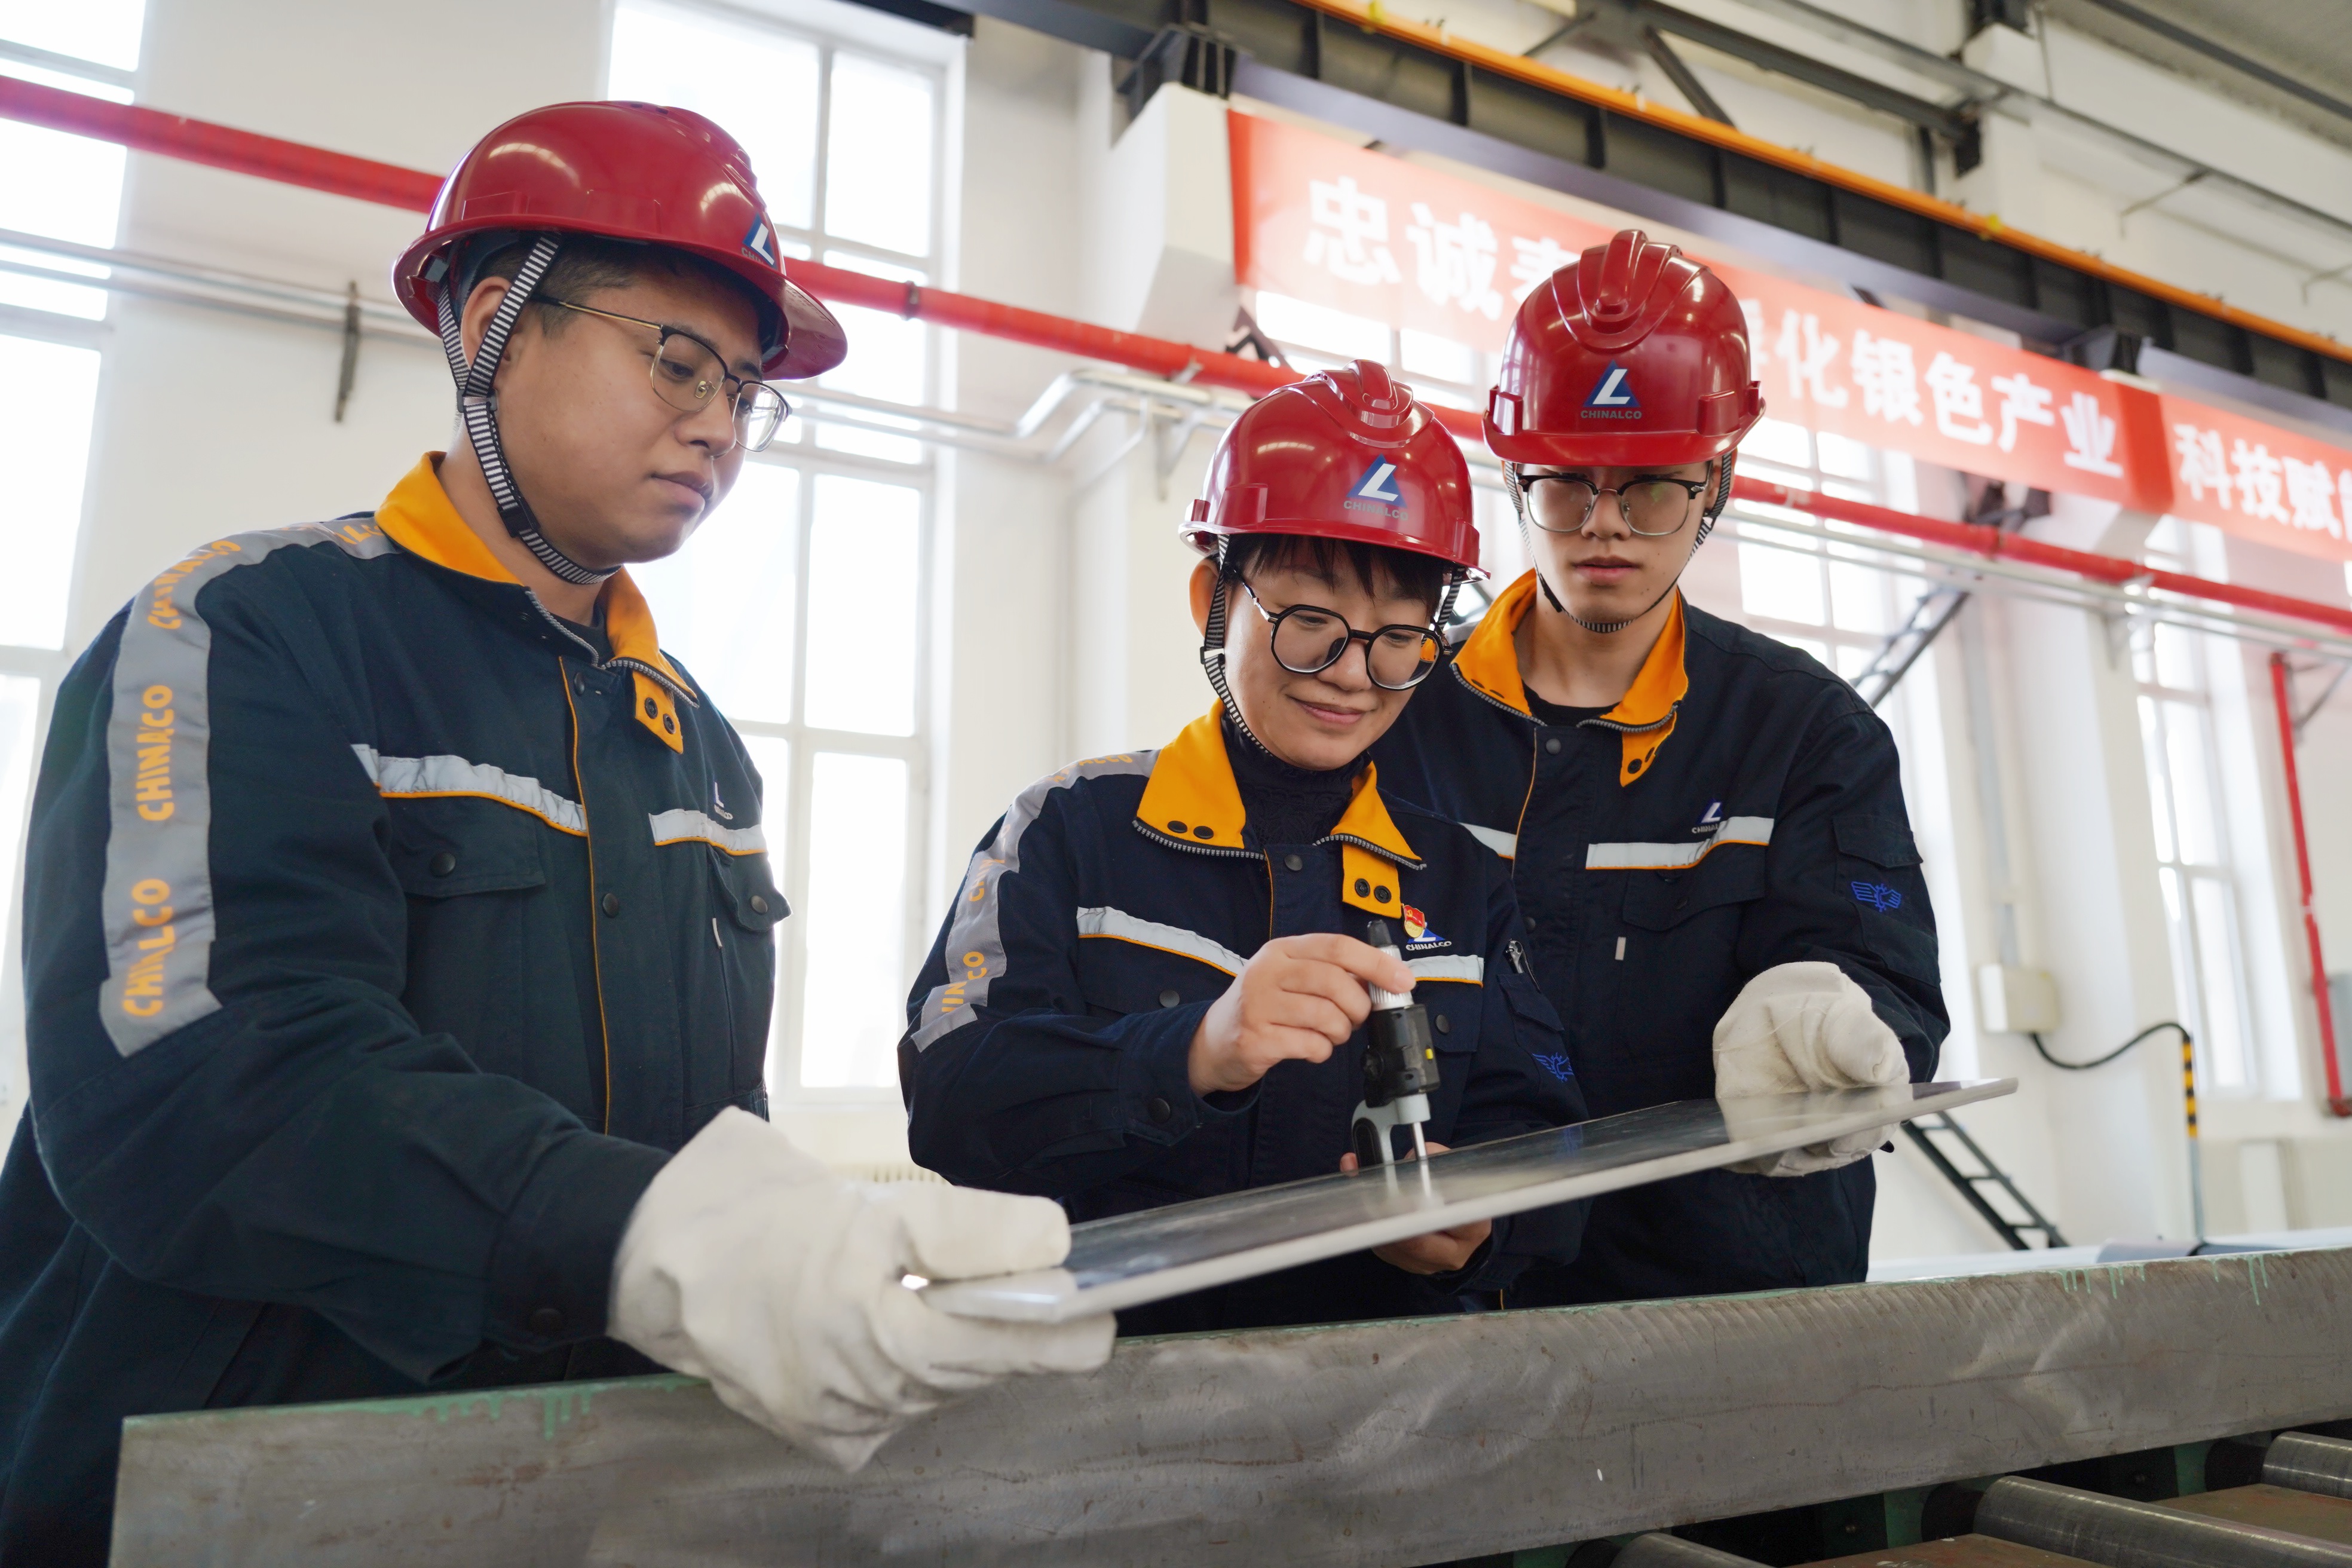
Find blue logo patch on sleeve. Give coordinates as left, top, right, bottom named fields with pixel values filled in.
left=1851, top=881, right=1903, bottom=911
left=1532, top=1052, right=1575, bottom=1081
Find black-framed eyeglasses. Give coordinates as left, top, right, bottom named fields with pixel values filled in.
left=1522, top=470, right=1710, bottom=537
left=1238, top=579, right=1442, bottom=691
left=539, top=298, right=790, bottom=453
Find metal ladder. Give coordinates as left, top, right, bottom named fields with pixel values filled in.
left=1902, top=1112, right=2069, bottom=1250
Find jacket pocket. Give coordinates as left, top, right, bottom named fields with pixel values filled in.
left=1833, top=814, right=1922, bottom=868
left=385, top=795, right=549, bottom=898
left=1410, top=979, right=1486, bottom=1064
left=1619, top=849, right=1768, bottom=932
left=1074, top=941, right=1234, bottom=1021
left=707, top=847, right=787, bottom=1100
left=1833, top=813, right=1938, bottom=986
left=385, top=798, right=555, bottom=1077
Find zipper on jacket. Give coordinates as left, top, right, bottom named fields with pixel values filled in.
left=524, top=590, right=700, bottom=709
left=1131, top=819, right=1261, bottom=862
left=1312, top=831, right=1426, bottom=873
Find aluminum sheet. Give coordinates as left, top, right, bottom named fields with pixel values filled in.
left=926, top=1080, right=2014, bottom=1321
left=111, top=1246, right=2352, bottom=1568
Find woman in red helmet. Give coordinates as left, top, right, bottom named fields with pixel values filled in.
left=0, top=103, right=1104, bottom=1562
left=901, top=362, right=1585, bottom=1335
left=1373, top=231, right=1948, bottom=1306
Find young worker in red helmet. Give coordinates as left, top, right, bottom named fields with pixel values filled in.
left=900, top=362, right=1585, bottom=1333
left=0, top=102, right=1104, bottom=1561
left=1373, top=231, right=1949, bottom=1306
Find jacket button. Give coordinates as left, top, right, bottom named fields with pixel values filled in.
left=1545, top=737, right=1563, bottom=755
left=1374, top=886, right=1391, bottom=904
left=1434, top=1013, right=1450, bottom=1034
left=750, top=895, right=770, bottom=915
left=1354, top=878, right=1371, bottom=896
left=1158, top=988, right=1180, bottom=1008
left=644, top=697, right=659, bottom=717
left=428, top=851, right=457, bottom=877
left=601, top=892, right=621, bottom=917
left=663, top=714, right=676, bottom=734
left=1167, top=820, right=1187, bottom=834
left=1147, top=1096, right=1174, bottom=1124
left=1284, top=853, right=1304, bottom=872
left=528, top=1307, right=565, bottom=1337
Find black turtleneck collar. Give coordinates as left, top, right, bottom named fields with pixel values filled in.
left=1223, top=713, right=1361, bottom=849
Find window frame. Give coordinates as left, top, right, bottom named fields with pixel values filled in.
left=2133, top=584, right=2265, bottom=1098
left=0, top=28, right=138, bottom=1138
left=607, top=0, right=960, bottom=1107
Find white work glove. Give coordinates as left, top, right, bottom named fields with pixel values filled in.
left=608, top=1108, right=1113, bottom=1469
left=1713, top=960, right=1907, bottom=1178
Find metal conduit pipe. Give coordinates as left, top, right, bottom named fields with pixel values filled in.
left=1615, top=1532, right=1771, bottom=1568
left=1976, top=1476, right=2352, bottom=1568
left=4, top=88, right=2352, bottom=655
left=2268, top=1434, right=2352, bottom=1500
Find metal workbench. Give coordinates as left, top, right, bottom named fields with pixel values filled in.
left=109, top=1245, right=2352, bottom=1566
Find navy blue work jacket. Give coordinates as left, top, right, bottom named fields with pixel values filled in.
left=899, top=710, right=1587, bottom=1335
left=1373, top=573, right=1947, bottom=1306
left=0, top=457, right=783, bottom=1563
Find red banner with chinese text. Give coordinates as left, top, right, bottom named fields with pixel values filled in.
left=1230, top=109, right=2352, bottom=565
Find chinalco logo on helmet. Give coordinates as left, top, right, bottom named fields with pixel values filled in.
left=742, top=217, right=780, bottom=268
left=1581, top=360, right=1643, bottom=421
left=1343, top=459, right=1407, bottom=519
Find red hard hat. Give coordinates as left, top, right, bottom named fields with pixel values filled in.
left=393, top=101, right=847, bottom=380
left=1486, top=229, right=1761, bottom=467
left=1184, top=360, right=1481, bottom=580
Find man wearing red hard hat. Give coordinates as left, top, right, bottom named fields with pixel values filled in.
left=1374, top=231, right=1948, bottom=1306
left=901, top=361, right=1585, bottom=1333
left=0, top=102, right=1103, bottom=1560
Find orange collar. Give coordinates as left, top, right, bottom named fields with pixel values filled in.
left=1450, top=569, right=1688, bottom=785
left=1137, top=708, right=1423, bottom=918
left=378, top=455, right=691, bottom=752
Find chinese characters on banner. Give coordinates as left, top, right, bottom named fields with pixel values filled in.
left=1229, top=109, right=2352, bottom=565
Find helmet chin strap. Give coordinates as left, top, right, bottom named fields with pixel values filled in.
left=434, top=234, right=618, bottom=590
left=1199, top=541, right=1279, bottom=761
left=1503, top=458, right=1729, bottom=635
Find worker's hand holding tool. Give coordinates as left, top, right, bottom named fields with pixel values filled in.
left=608, top=1109, right=1114, bottom=1469
left=1713, top=961, right=1908, bottom=1177
left=1338, top=1141, right=1491, bottom=1273
left=1189, top=933, right=1416, bottom=1095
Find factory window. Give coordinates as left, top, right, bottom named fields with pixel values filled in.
left=610, top=0, right=947, bottom=466
left=0, top=4, right=143, bottom=1133
left=614, top=0, right=951, bottom=1100
left=1719, top=418, right=1925, bottom=678
left=2133, top=519, right=2286, bottom=1098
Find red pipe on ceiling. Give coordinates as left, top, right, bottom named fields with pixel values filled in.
left=4, top=75, right=2351, bottom=647
left=0, top=75, right=442, bottom=210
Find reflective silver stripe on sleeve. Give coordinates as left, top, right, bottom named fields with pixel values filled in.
left=1462, top=823, right=1517, bottom=859
left=1584, top=815, right=1775, bottom=871
left=1074, top=906, right=1245, bottom=975
left=1406, top=954, right=1484, bottom=984
left=350, top=745, right=587, bottom=836
left=648, top=807, right=765, bottom=856
left=909, top=751, right=1157, bottom=1051
left=103, top=519, right=396, bottom=1057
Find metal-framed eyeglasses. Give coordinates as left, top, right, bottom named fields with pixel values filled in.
left=1521, top=469, right=1711, bottom=537
left=539, top=298, right=790, bottom=453
left=1236, top=578, right=1443, bottom=691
